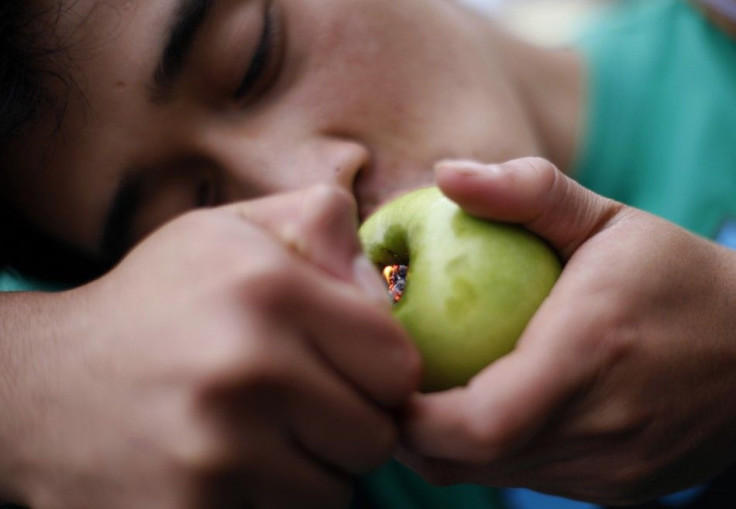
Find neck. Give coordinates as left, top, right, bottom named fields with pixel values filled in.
left=487, top=26, right=586, bottom=173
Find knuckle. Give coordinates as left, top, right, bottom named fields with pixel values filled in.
left=460, top=415, right=516, bottom=464
left=525, top=156, right=559, bottom=174
left=168, top=432, right=233, bottom=483
left=515, top=157, right=567, bottom=228
left=188, top=342, right=292, bottom=413
left=201, top=338, right=291, bottom=395
left=303, top=185, right=355, bottom=218
left=523, top=157, right=560, bottom=192
left=298, top=185, right=357, bottom=231
left=574, top=299, right=639, bottom=372
left=230, top=256, right=301, bottom=311
left=236, top=346, right=292, bottom=391
left=599, top=322, right=638, bottom=365
left=585, top=399, right=649, bottom=440
left=166, top=427, right=261, bottom=501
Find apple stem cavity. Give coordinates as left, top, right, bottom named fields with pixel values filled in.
left=382, top=264, right=408, bottom=303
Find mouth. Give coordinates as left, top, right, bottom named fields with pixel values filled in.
left=353, top=158, right=437, bottom=223
left=357, top=202, right=379, bottom=225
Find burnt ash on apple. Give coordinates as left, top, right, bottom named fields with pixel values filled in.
left=382, top=265, right=408, bottom=303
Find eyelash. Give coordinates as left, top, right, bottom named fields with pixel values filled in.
left=196, top=4, right=282, bottom=209
left=196, top=174, right=217, bottom=208
left=235, top=3, right=283, bottom=102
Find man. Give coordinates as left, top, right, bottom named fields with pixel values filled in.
left=2, top=1, right=736, bottom=508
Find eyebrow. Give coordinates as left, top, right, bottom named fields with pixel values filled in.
left=150, top=0, right=215, bottom=101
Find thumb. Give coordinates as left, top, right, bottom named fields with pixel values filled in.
left=435, top=157, right=624, bottom=259
left=221, top=185, right=388, bottom=304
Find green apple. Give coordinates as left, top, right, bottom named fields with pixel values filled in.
left=359, top=186, right=561, bottom=392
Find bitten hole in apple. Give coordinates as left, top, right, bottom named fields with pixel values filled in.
left=382, top=265, right=408, bottom=303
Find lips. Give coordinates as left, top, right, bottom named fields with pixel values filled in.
left=352, top=156, right=437, bottom=223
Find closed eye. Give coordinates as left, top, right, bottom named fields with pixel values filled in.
left=235, top=2, right=284, bottom=102
left=196, top=175, right=217, bottom=207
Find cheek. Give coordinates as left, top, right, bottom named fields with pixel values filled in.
left=280, top=0, right=540, bottom=166
left=5, top=159, right=110, bottom=255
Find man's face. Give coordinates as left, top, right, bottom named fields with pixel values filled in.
left=3, top=0, right=540, bottom=261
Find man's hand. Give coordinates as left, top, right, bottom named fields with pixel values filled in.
left=0, top=186, right=420, bottom=509
left=399, top=158, right=736, bottom=505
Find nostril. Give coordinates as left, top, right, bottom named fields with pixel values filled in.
left=312, top=134, right=373, bottom=218
left=332, top=162, right=357, bottom=190
left=327, top=138, right=372, bottom=187
left=333, top=158, right=371, bottom=193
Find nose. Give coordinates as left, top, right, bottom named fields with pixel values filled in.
left=316, top=137, right=372, bottom=192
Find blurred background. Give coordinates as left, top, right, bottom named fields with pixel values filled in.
left=458, top=0, right=618, bottom=46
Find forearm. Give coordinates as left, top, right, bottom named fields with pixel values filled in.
left=0, top=291, right=72, bottom=505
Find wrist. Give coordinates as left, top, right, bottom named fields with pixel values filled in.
left=0, top=290, right=84, bottom=506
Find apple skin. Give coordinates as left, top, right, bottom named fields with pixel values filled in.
left=359, top=187, right=561, bottom=392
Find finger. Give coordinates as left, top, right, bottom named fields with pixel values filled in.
left=284, top=332, right=401, bottom=475
left=285, top=265, right=422, bottom=408
left=204, top=209, right=419, bottom=409
left=223, top=186, right=387, bottom=304
left=240, top=316, right=403, bottom=475
left=435, top=157, right=625, bottom=259
left=241, top=426, right=354, bottom=509
left=401, top=279, right=592, bottom=463
left=215, top=316, right=402, bottom=477
left=171, top=383, right=354, bottom=509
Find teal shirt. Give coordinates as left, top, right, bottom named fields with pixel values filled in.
left=354, top=461, right=504, bottom=509
left=0, top=268, right=63, bottom=293
left=575, top=0, right=736, bottom=238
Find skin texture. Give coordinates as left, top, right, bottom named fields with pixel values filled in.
left=2, top=0, right=736, bottom=507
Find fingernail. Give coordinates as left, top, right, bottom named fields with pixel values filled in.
left=352, top=256, right=391, bottom=306
left=434, top=159, right=497, bottom=177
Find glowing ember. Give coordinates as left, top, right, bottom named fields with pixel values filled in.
left=382, top=264, right=408, bottom=303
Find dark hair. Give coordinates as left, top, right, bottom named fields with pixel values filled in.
left=0, top=2, right=59, bottom=142
left=1, top=1, right=103, bottom=286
